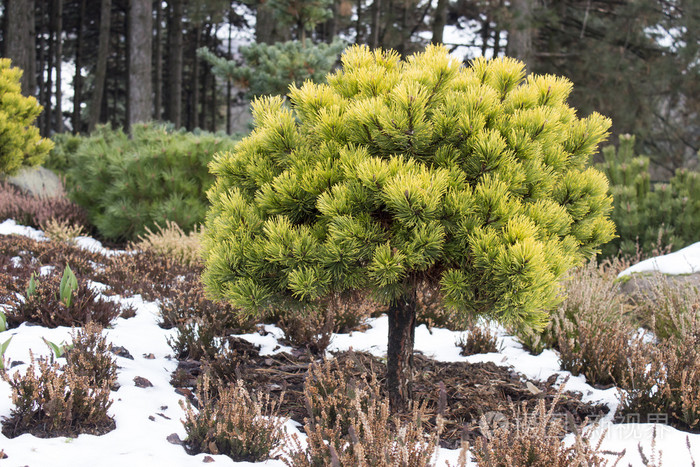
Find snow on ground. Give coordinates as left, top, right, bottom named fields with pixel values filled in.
left=619, top=241, right=700, bottom=276
left=1, top=220, right=699, bottom=466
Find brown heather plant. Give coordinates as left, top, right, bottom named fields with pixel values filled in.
left=65, top=322, right=118, bottom=390
left=1, top=351, right=115, bottom=438
left=285, top=358, right=441, bottom=467
left=181, top=374, right=287, bottom=462
left=7, top=269, right=124, bottom=329
left=132, top=220, right=204, bottom=268
left=472, top=385, right=622, bottom=467
left=0, top=181, right=89, bottom=232
left=619, top=307, right=700, bottom=432
left=457, top=321, right=500, bottom=356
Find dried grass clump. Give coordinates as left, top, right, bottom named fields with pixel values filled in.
left=1, top=351, right=115, bottom=438
left=285, top=358, right=440, bottom=466
left=0, top=181, right=89, bottom=232
left=181, top=374, right=287, bottom=462
left=42, top=218, right=86, bottom=243
left=132, top=220, right=203, bottom=267
left=633, top=277, right=700, bottom=341
left=472, top=386, right=621, bottom=467
left=515, top=259, right=630, bottom=356
left=7, top=269, right=123, bottom=328
left=458, top=321, right=500, bottom=356
left=65, top=322, right=118, bottom=390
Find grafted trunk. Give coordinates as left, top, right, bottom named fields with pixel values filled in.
left=386, top=290, right=417, bottom=412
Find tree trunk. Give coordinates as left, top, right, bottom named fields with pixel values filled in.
left=89, top=0, right=112, bottom=132
left=226, top=17, right=232, bottom=134
left=386, top=290, right=417, bottom=412
left=45, top=0, right=54, bottom=134
left=370, top=0, right=381, bottom=49
left=54, top=0, right=64, bottom=133
left=166, top=0, right=183, bottom=127
left=507, top=0, right=533, bottom=71
left=431, top=0, right=447, bottom=44
left=153, top=0, right=162, bottom=120
left=190, top=26, right=201, bottom=130
left=127, top=0, right=153, bottom=129
left=5, top=0, right=36, bottom=95
left=72, top=0, right=86, bottom=133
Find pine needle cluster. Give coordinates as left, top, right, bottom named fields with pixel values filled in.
left=202, top=45, right=615, bottom=331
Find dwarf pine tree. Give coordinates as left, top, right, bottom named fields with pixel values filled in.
left=202, top=45, right=615, bottom=410
left=0, top=59, right=53, bottom=175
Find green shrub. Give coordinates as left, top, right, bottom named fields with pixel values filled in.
left=60, top=122, right=240, bottom=241
left=0, top=59, right=53, bottom=175
left=597, top=134, right=700, bottom=258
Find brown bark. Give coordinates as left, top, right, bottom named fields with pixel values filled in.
left=127, top=0, right=153, bottom=129
left=153, top=0, right=162, bottom=120
left=89, top=0, right=112, bottom=132
left=72, top=0, right=86, bottom=133
left=45, top=0, right=54, bottom=134
left=166, top=0, right=183, bottom=127
left=507, top=0, right=533, bottom=71
left=54, top=0, right=64, bottom=133
left=370, top=0, right=381, bottom=49
left=190, top=26, right=201, bottom=130
left=5, top=0, right=36, bottom=95
left=431, top=0, right=447, bottom=44
left=386, top=290, right=417, bottom=412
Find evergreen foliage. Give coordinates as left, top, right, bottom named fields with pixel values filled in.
left=597, top=134, right=700, bottom=258
left=0, top=59, right=53, bottom=175
left=57, top=123, right=240, bottom=241
left=203, top=45, right=614, bottom=333
left=198, top=39, right=344, bottom=99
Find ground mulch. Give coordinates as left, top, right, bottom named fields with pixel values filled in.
left=172, top=336, right=609, bottom=449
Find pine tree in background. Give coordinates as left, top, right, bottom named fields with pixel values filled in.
left=0, top=59, right=53, bottom=175
left=198, top=39, right=345, bottom=100
left=598, top=135, right=700, bottom=258
left=202, top=45, right=615, bottom=410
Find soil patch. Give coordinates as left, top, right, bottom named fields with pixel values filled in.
left=172, top=337, right=609, bottom=449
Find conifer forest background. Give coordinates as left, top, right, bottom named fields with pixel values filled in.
left=0, top=0, right=698, bottom=177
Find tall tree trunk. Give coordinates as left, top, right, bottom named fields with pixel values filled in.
left=386, top=290, right=416, bottom=412
left=167, top=0, right=183, bottom=127
left=72, top=0, right=86, bottom=133
left=54, top=0, right=64, bottom=133
left=45, top=0, right=54, bottom=134
left=370, top=0, right=381, bottom=49
left=127, top=0, right=153, bottom=129
left=507, top=0, right=533, bottom=71
left=431, top=0, right=447, bottom=44
left=226, top=17, right=232, bottom=134
left=190, top=26, right=201, bottom=130
left=89, top=0, right=112, bottom=132
left=153, top=0, right=162, bottom=120
left=5, top=0, right=36, bottom=95
left=355, top=0, right=363, bottom=44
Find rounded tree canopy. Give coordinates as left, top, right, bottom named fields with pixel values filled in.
left=0, top=58, right=52, bottom=175
left=202, top=45, right=615, bottom=331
